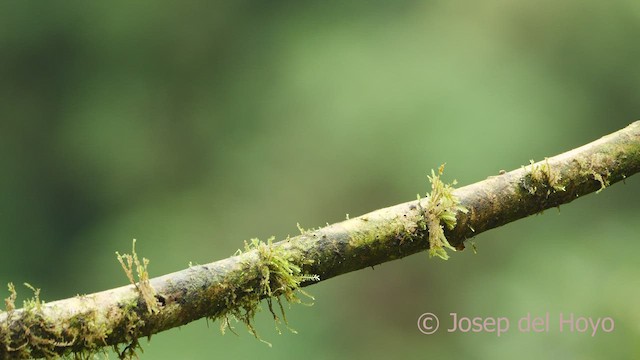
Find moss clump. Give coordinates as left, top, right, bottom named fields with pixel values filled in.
left=521, top=158, right=565, bottom=196
left=1, top=279, right=137, bottom=359
left=422, top=164, right=468, bottom=260
left=111, top=299, right=145, bottom=360
left=219, top=237, right=319, bottom=346
left=1, top=283, right=95, bottom=359
left=116, top=239, right=159, bottom=315
left=1, top=283, right=59, bottom=358
left=112, top=239, right=159, bottom=358
left=4, top=283, right=17, bottom=313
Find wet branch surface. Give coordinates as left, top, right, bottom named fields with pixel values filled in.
left=1, top=121, right=639, bottom=359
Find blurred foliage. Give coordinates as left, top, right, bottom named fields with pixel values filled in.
left=1, top=1, right=639, bottom=359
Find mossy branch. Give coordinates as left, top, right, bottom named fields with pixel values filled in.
left=1, top=121, right=640, bottom=359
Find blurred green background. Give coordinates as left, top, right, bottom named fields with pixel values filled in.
left=1, top=1, right=639, bottom=359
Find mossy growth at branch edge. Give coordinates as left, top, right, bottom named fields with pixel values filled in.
left=116, top=239, right=159, bottom=315
left=1, top=282, right=113, bottom=360
left=422, top=164, right=468, bottom=260
left=0, top=236, right=320, bottom=359
left=521, top=158, right=566, bottom=196
left=217, top=237, right=319, bottom=346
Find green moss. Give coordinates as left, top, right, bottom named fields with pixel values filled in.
left=112, top=299, right=145, bottom=360
left=66, top=309, right=110, bottom=356
left=111, top=240, right=160, bottom=359
left=422, top=164, right=468, bottom=260
left=521, top=158, right=566, bottom=197
left=116, top=239, right=159, bottom=315
left=0, top=283, right=108, bottom=359
left=295, top=223, right=321, bottom=236
left=217, top=237, right=319, bottom=346
left=0, top=240, right=156, bottom=360
left=345, top=211, right=422, bottom=251
left=579, top=153, right=611, bottom=193
left=347, top=226, right=380, bottom=247
left=4, top=283, right=17, bottom=312
left=1, top=236, right=319, bottom=357
left=345, top=165, right=466, bottom=260
left=2, top=283, right=59, bottom=358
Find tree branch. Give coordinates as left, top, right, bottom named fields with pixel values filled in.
left=2, top=121, right=639, bottom=359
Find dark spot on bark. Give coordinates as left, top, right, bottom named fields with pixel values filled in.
left=155, top=294, right=167, bottom=307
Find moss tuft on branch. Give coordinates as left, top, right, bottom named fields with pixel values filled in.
left=422, top=164, right=468, bottom=260
left=217, top=237, right=319, bottom=346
